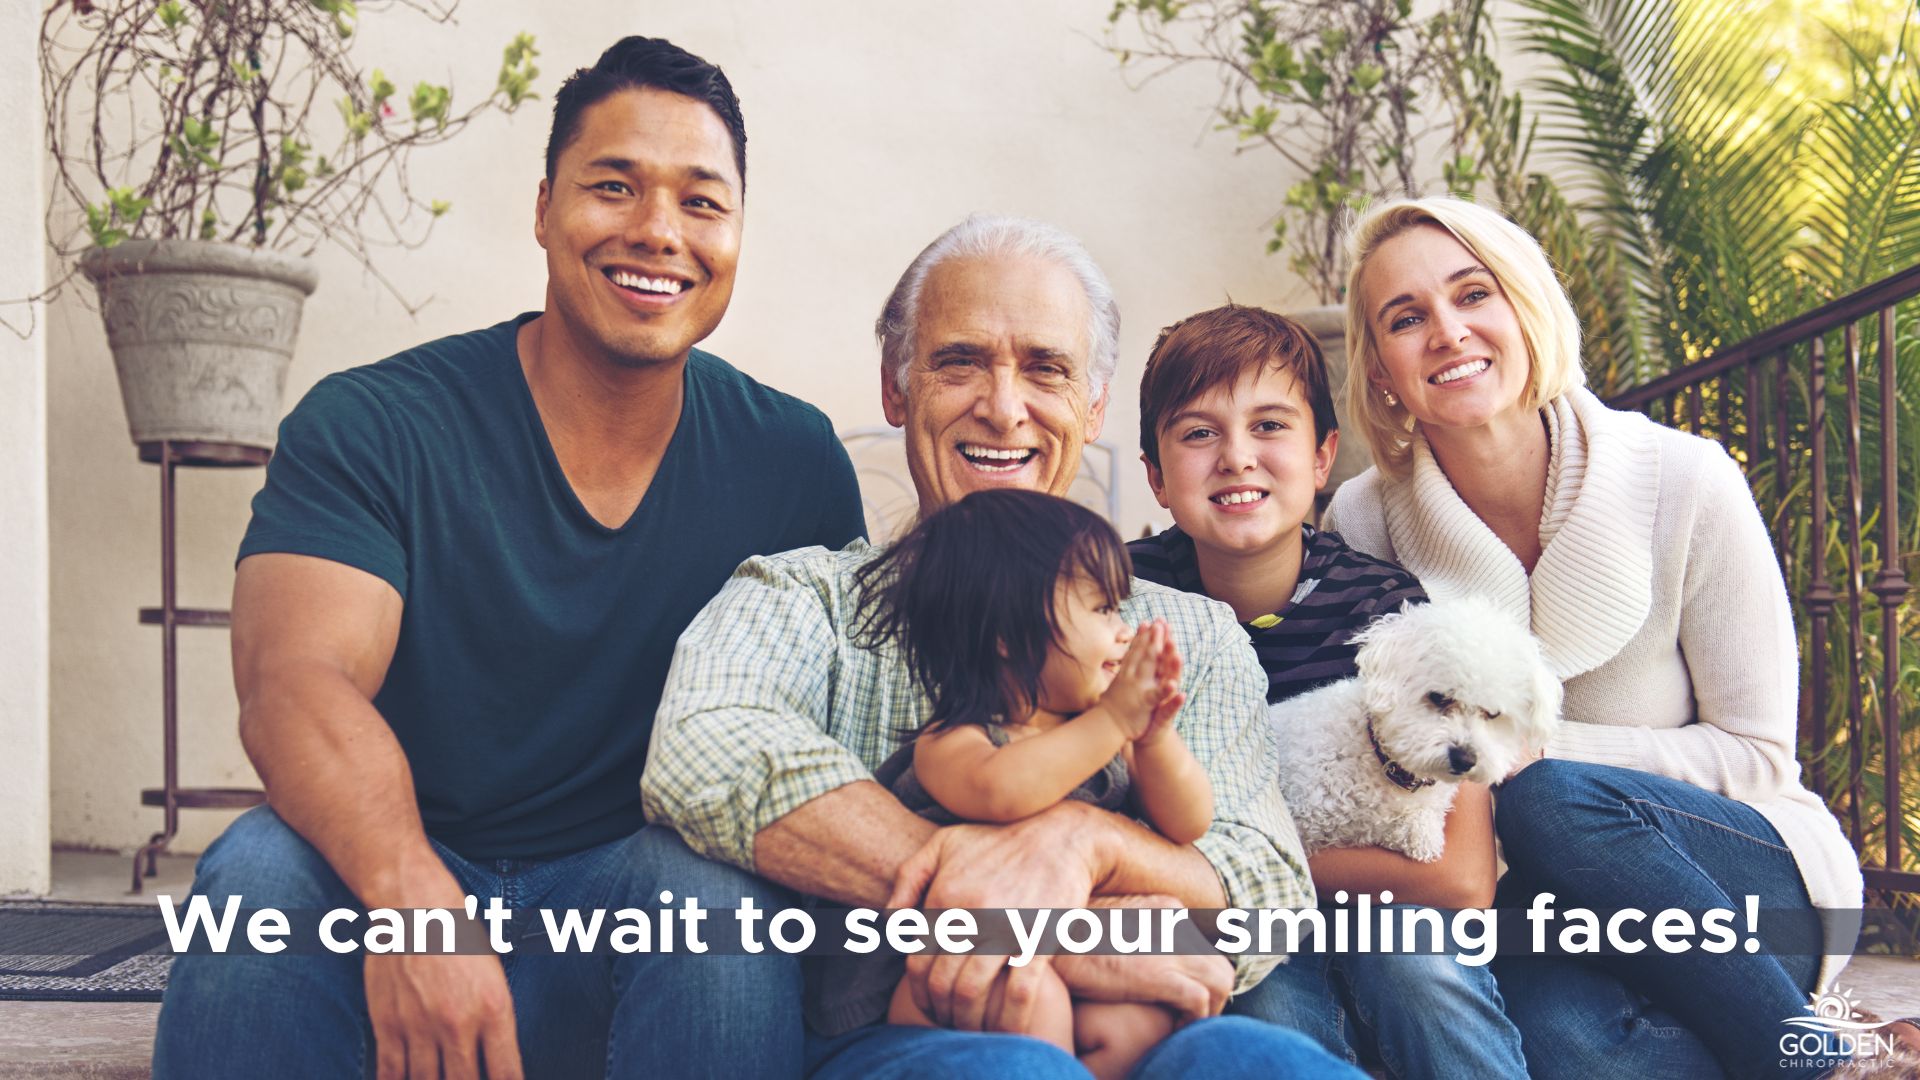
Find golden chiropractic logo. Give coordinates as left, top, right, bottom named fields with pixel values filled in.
left=1778, top=987, right=1901, bottom=1068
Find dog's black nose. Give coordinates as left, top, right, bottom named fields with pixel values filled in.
left=1448, top=746, right=1477, bottom=773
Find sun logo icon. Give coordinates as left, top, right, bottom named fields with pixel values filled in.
left=1809, top=988, right=1862, bottom=1022
left=1783, top=987, right=1885, bottom=1033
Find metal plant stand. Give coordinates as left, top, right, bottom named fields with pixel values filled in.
left=131, top=439, right=270, bottom=893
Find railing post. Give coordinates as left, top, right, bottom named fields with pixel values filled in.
left=1869, top=307, right=1910, bottom=877
left=1807, top=336, right=1836, bottom=805
left=1717, top=373, right=1735, bottom=456
left=1745, top=361, right=1760, bottom=469
left=1843, top=323, right=1866, bottom=849
left=1776, top=353, right=1792, bottom=586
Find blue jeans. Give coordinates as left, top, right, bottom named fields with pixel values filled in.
left=1493, top=760, right=1824, bottom=1080
left=153, top=807, right=802, bottom=1079
left=1231, top=924, right=1527, bottom=1079
left=805, top=1016, right=1366, bottom=1079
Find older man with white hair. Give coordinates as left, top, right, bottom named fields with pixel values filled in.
left=644, top=214, right=1345, bottom=1077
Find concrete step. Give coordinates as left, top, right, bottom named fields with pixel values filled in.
left=0, top=1001, right=157, bottom=1079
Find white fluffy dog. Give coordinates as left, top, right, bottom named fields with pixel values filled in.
left=1271, top=597, right=1562, bottom=862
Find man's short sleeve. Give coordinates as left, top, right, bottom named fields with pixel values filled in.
left=237, top=373, right=410, bottom=596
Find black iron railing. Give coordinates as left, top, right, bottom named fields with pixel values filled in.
left=1610, top=264, right=1920, bottom=897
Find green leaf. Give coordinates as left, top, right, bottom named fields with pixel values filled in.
left=108, top=187, right=149, bottom=224
left=496, top=37, right=541, bottom=110
left=409, top=82, right=452, bottom=130
left=198, top=207, right=217, bottom=241
left=503, top=31, right=539, bottom=68
left=178, top=117, right=221, bottom=168
left=1255, top=39, right=1298, bottom=88
left=85, top=204, right=119, bottom=248
left=1240, top=103, right=1278, bottom=138
left=87, top=187, right=148, bottom=247
left=430, top=199, right=451, bottom=217
left=369, top=69, right=395, bottom=108
left=311, top=0, right=358, bottom=37
left=337, top=97, right=373, bottom=142
left=1352, top=62, right=1386, bottom=92
left=1299, top=67, right=1329, bottom=102
left=156, top=1, right=186, bottom=30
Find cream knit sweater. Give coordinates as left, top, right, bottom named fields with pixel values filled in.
left=1323, top=387, right=1862, bottom=988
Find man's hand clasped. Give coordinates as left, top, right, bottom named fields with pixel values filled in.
left=883, top=783, right=1230, bottom=1039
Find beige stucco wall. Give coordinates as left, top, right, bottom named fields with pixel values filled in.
left=43, top=0, right=1341, bottom=853
left=1, top=0, right=51, bottom=892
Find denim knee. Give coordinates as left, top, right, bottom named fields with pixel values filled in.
left=1495, top=759, right=1634, bottom=866
left=1226, top=954, right=1352, bottom=1062
left=1136, top=1016, right=1363, bottom=1079
left=1337, top=950, right=1502, bottom=1017
left=807, top=1026, right=1084, bottom=1080
left=156, top=808, right=371, bottom=1080
left=189, top=805, right=357, bottom=909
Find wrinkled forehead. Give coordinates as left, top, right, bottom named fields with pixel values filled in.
left=915, top=254, right=1093, bottom=361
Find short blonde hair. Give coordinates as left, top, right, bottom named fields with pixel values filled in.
left=1342, top=196, right=1584, bottom=478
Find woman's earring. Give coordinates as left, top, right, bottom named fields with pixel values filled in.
left=1383, top=389, right=1398, bottom=408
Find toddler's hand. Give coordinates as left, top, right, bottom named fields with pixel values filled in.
left=1100, top=620, right=1181, bottom=741
left=1137, top=632, right=1185, bottom=747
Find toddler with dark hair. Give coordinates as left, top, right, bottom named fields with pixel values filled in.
left=852, top=488, right=1213, bottom=1079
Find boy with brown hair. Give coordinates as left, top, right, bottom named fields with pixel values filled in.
left=1126, top=304, right=1528, bottom=1080
left=1129, top=304, right=1425, bottom=703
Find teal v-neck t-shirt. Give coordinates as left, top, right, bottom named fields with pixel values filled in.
left=239, top=313, right=866, bottom=860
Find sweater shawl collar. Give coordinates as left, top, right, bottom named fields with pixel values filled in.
left=1380, top=386, right=1661, bottom=679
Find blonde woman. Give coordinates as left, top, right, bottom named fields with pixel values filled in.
left=1321, top=196, right=1868, bottom=1079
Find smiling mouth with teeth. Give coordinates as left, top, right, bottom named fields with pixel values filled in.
left=958, top=443, right=1037, bottom=472
left=1211, top=490, right=1268, bottom=506
left=605, top=268, right=688, bottom=296
left=1430, top=358, right=1491, bottom=385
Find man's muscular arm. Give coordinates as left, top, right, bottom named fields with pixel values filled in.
left=233, top=553, right=521, bottom=1080
left=236, top=554, right=431, bottom=906
left=1081, top=803, right=1227, bottom=907
left=751, top=780, right=935, bottom=907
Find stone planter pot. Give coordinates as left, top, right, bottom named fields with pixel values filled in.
left=79, top=239, right=319, bottom=452
left=1288, top=302, right=1371, bottom=493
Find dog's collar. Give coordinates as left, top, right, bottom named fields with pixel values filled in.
left=1365, top=713, right=1434, bottom=792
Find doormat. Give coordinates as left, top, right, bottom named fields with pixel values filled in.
left=0, top=900, right=171, bottom=1001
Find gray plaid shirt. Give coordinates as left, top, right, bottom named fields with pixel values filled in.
left=642, top=540, right=1311, bottom=992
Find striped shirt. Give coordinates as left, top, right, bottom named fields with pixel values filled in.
left=1129, top=525, right=1427, bottom=705
left=642, top=540, right=1311, bottom=1001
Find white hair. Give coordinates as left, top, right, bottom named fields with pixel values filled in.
left=875, top=213, right=1120, bottom=400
